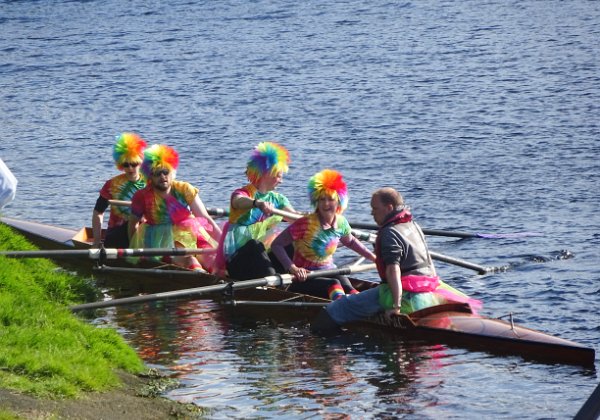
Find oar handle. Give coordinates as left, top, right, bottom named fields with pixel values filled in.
left=108, top=199, right=132, bottom=207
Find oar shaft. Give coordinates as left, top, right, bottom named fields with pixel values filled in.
left=270, top=208, right=490, bottom=274
left=70, top=264, right=376, bottom=311
left=429, top=251, right=490, bottom=274
left=0, top=249, right=91, bottom=258
left=270, top=208, right=378, bottom=242
left=113, top=202, right=538, bottom=239
left=71, top=282, right=237, bottom=311
left=107, top=203, right=490, bottom=273
left=422, top=229, right=477, bottom=238
left=0, top=247, right=216, bottom=259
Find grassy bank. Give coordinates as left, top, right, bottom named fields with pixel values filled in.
left=0, top=222, right=145, bottom=398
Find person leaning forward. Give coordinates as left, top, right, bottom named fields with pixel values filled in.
left=92, top=133, right=147, bottom=248
left=311, top=187, right=479, bottom=334
left=216, top=141, right=299, bottom=279
left=128, top=144, right=222, bottom=272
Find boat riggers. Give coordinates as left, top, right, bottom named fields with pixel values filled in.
left=70, top=263, right=377, bottom=311
left=109, top=202, right=495, bottom=274
left=0, top=247, right=217, bottom=259
left=108, top=200, right=542, bottom=240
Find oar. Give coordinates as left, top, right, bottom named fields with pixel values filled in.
left=350, top=221, right=542, bottom=239
left=106, top=202, right=490, bottom=273
left=205, top=206, right=540, bottom=239
left=574, top=381, right=600, bottom=420
left=0, top=247, right=217, bottom=260
left=111, top=201, right=537, bottom=239
left=428, top=251, right=490, bottom=275
left=109, top=200, right=229, bottom=218
left=269, top=208, right=379, bottom=241
left=70, top=263, right=377, bottom=311
left=269, top=208, right=492, bottom=274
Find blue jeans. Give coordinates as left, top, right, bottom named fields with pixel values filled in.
left=325, top=287, right=383, bottom=325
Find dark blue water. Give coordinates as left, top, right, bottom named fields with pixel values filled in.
left=1, top=1, right=599, bottom=418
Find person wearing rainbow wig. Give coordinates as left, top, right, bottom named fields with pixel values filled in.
left=92, top=133, right=147, bottom=248
left=128, top=144, right=222, bottom=271
left=271, top=169, right=376, bottom=300
left=312, top=187, right=481, bottom=335
left=218, top=141, right=298, bottom=279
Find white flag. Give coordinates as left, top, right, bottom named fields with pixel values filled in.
left=0, top=158, right=17, bottom=210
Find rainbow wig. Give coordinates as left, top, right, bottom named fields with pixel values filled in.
left=141, top=144, right=179, bottom=179
left=246, top=142, right=290, bottom=184
left=113, top=132, right=147, bottom=169
left=308, top=169, right=348, bottom=213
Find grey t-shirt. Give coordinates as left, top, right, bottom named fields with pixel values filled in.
left=379, top=221, right=435, bottom=278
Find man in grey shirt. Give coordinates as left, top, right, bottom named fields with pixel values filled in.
left=311, top=187, right=437, bottom=334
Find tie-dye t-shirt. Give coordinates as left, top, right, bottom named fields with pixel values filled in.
left=99, top=173, right=146, bottom=228
left=131, top=180, right=198, bottom=225
left=228, top=184, right=291, bottom=225
left=288, top=212, right=352, bottom=269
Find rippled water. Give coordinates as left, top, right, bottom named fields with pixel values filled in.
left=1, top=1, right=599, bottom=418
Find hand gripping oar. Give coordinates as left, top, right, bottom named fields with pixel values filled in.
left=269, top=208, right=492, bottom=274
left=0, top=247, right=217, bottom=260
left=70, top=263, right=377, bottom=311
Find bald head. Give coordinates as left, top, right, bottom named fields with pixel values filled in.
left=372, top=187, right=404, bottom=208
left=371, top=187, right=405, bottom=226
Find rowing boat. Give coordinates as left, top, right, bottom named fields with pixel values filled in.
left=1, top=216, right=595, bottom=367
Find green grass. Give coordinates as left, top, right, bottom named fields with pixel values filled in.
left=0, top=223, right=145, bottom=398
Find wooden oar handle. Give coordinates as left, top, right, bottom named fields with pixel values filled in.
left=108, top=199, right=132, bottom=207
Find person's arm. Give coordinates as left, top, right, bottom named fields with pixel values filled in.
left=231, top=194, right=275, bottom=216
left=190, top=195, right=222, bottom=239
left=385, top=264, right=402, bottom=317
left=340, top=234, right=376, bottom=261
left=92, top=196, right=109, bottom=247
left=92, top=211, right=103, bottom=247
left=378, top=227, right=404, bottom=317
left=271, top=228, right=308, bottom=281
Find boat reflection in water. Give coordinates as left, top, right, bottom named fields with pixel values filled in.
left=100, top=297, right=455, bottom=417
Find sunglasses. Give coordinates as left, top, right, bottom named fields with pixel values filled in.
left=122, top=162, right=140, bottom=168
left=152, top=169, right=170, bottom=177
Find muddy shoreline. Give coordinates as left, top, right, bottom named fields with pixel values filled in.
left=0, top=371, right=205, bottom=419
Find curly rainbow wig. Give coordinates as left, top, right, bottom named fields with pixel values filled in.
left=246, top=142, right=290, bottom=184
left=141, top=144, right=179, bottom=179
left=308, top=169, right=348, bottom=213
left=113, top=133, right=147, bottom=169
